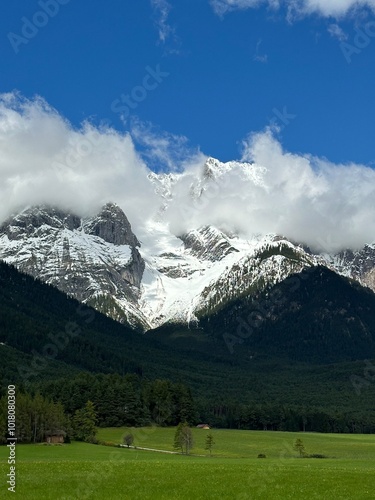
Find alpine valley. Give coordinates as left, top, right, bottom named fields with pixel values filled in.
left=2, top=157, right=375, bottom=429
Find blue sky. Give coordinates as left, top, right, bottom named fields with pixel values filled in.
left=1, top=0, right=375, bottom=166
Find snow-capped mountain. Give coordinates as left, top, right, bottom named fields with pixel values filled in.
left=1, top=157, right=375, bottom=331
left=323, top=245, right=375, bottom=291
left=0, top=203, right=148, bottom=329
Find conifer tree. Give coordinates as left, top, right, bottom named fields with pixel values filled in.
left=73, top=400, right=97, bottom=442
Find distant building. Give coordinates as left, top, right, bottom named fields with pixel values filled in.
left=196, top=424, right=210, bottom=429
left=45, top=431, right=66, bottom=444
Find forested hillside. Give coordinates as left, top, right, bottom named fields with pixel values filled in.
left=1, top=261, right=375, bottom=431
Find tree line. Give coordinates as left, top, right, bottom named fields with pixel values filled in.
left=38, top=372, right=197, bottom=428
left=2, top=370, right=375, bottom=444
left=0, top=372, right=197, bottom=443
left=0, top=390, right=102, bottom=444
left=199, top=402, right=375, bottom=434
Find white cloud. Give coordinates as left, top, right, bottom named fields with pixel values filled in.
left=130, top=118, right=206, bottom=172
left=164, top=128, right=375, bottom=252
left=1, top=94, right=375, bottom=253
left=239, top=129, right=375, bottom=251
left=0, top=93, right=159, bottom=231
left=296, top=0, right=375, bottom=18
left=327, top=23, right=348, bottom=40
left=150, top=0, right=174, bottom=43
left=210, top=0, right=375, bottom=18
left=211, top=0, right=270, bottom=16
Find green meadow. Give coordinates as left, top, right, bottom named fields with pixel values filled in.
left=1, top=428, right=375, bottom=499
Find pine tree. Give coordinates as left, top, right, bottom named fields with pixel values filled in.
left=73, top=401, right=97, bottom=443
left=151, top=380, right=173, bottom=425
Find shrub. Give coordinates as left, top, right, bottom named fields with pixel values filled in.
left=86, top=436, right=99, bottom=445
left=99, top=441, right=117, bottom=447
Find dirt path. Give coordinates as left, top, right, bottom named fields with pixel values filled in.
left=119, top=444, right=179, bottom=454
left=119, top=444, right=205, bottom=456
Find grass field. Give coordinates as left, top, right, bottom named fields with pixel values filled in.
left=97, top=426, right=375, bottom=459
left=1, top=428, right=375, bottom=499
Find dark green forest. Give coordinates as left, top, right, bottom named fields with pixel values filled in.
left=1, top=261, right=375, bottom=440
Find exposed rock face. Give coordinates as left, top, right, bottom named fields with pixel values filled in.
left=326, top=245, right=375, bottom=293
left=1, top=193, right=375, bottom=333
left=180, top=226, right=239, bottom=262
left=122, top=247, right=145, bottom=289
left=194, top=240, right=323, bottom=319
left=83, top=203, right=140, bottom=247
left=0, top=204, right=147, bottom=329
left=346, top=245, right=375, bottom=280
left=0, top=206, right=81, bottom=239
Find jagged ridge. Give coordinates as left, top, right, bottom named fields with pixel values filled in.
left=1, top=157, right=375, bottom=331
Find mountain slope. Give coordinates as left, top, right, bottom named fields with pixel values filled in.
left=1, top=157, right=375, bottom=332
left=0, top=261, right=228, bottom=389
left=0, top=202, right=325, bottom=330
left=0, top=203, right=148, bottom=329
left=324, top=245, right=375, bottom=290
left=199, top=266, right=375, bottom=363
left=2, top=260, right=375, bottom=415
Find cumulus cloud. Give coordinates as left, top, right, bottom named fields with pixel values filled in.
left=240, top=129, right=375, bottom=251
left=0, top=93, right=159, bottom=230
left=210, top=0, right=375, bottom=18
left=164, top=128, right=375, bottom=252
left=0, top=93, right=375, bottom=253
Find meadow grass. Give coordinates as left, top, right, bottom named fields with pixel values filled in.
left=97, top=426, right=375, bottom=459
left=0, top=430, right=374, bottom=499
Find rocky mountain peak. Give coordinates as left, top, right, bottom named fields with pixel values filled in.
left=180, top=226, right=239, bottom=262
left=83, top=202, right=140, bottom=247
left=203, top=157, right=221, bottom=179
left=0, top=202, right=147, bottom=329
left=0, top=206, right=80, bottom=240
left=1, top=195, right=375, bottom=333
